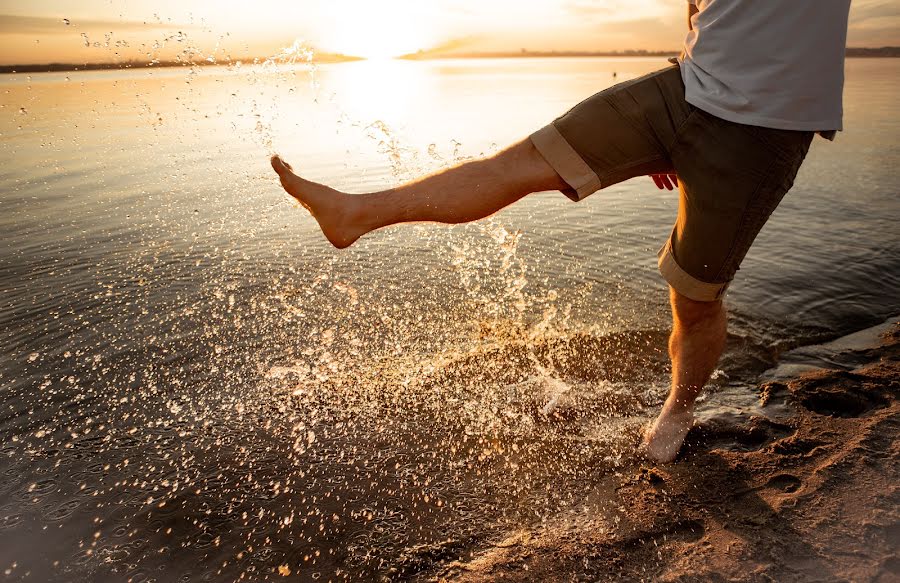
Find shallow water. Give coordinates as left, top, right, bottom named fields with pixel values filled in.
left=1, top=57, right=898, bottom=581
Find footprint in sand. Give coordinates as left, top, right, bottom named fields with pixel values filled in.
left=766, top=473, right=802, bottom=493
left=792, top=373, right=891, bottom=418
left=799, top=387, right=889, bottom=417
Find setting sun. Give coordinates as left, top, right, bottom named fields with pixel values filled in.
left=316, top=0, right=439, bottom=59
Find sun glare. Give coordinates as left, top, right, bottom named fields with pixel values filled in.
left=317, top=1, right=438, bottom=59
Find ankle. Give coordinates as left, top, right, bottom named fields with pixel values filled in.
left=661, top=397, right=694, bottom=418
left=343, top=195, right=374, bottom=232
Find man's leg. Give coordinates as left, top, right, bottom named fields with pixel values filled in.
left=271, top=138, right=568, bottom=248
left=642, top=287, right=727, bottom=463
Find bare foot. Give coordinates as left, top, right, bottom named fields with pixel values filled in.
left=641, top=405, right=694, bottom=463
left=271, top=155, right=366, bottom=248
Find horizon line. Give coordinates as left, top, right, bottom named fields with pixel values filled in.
left=2, top=46, right=898, bottom=74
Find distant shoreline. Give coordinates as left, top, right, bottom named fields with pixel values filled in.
left=400, top=46, right=900, bottom=61
left=399, top=50, right=680, bottom=61
left=0, top=54, right=361, bottom=75
left=2, top=47, right=897, bottom=75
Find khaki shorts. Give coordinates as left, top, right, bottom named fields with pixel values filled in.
left=530, top=65, right=814, bottom=302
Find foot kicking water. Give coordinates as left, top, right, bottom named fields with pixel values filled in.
left=271, top=156, right=366, bottom=249
left=272, top=140, right=569, bottom=250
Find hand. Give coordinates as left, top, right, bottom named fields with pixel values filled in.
left=650, top=173, right=678, bottom=190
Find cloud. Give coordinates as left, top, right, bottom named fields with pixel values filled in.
left=563, top=1, right=615, bottom=17
left=563, top=0, right=678, bottom=22
left=851, top=0, right=900, bottom=22
left=0, top=14, right=191, bottom=35
left=848, top=1, right=900, bottom=45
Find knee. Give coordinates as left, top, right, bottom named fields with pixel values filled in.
left=670, top=288, right=725, bottom=331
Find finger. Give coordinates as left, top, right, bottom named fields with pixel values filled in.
left=668, top=173, right=678, bottom=186
left=651, top=175, right=664, bottom=190
left=661, top=176, right=674, bottom=190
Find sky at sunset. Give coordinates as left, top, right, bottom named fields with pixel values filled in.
left=0, top=0, right=898, bottom=65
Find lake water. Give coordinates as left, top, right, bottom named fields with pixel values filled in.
left=1, top=57, right=898, bottom=581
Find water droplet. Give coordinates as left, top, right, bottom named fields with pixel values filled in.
left=62, top=18, right=70, bottom=26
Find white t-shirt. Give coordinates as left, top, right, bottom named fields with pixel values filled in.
left=679, top=0, right=851, bottom=135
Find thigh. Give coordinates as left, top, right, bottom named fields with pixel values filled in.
left=531, top=65, right=690, bottom=201
left=666, top=109, right=814, bottom=291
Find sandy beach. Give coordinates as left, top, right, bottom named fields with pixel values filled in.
left=435, top=322, right=900, bottom=582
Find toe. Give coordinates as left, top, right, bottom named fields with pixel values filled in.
left=271, top=155, right=284, bottom=174
left=271, top=155, right=294, bottom=175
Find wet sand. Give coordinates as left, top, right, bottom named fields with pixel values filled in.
left=433, top=322, right=900, bottom=582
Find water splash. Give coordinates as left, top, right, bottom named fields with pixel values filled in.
left=0, top=29, right=681, bottom=583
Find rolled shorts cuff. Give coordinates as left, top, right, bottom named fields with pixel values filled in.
left=657, top=241, right=729, bottom=302
left=530, top=123, right=602, bottom=201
